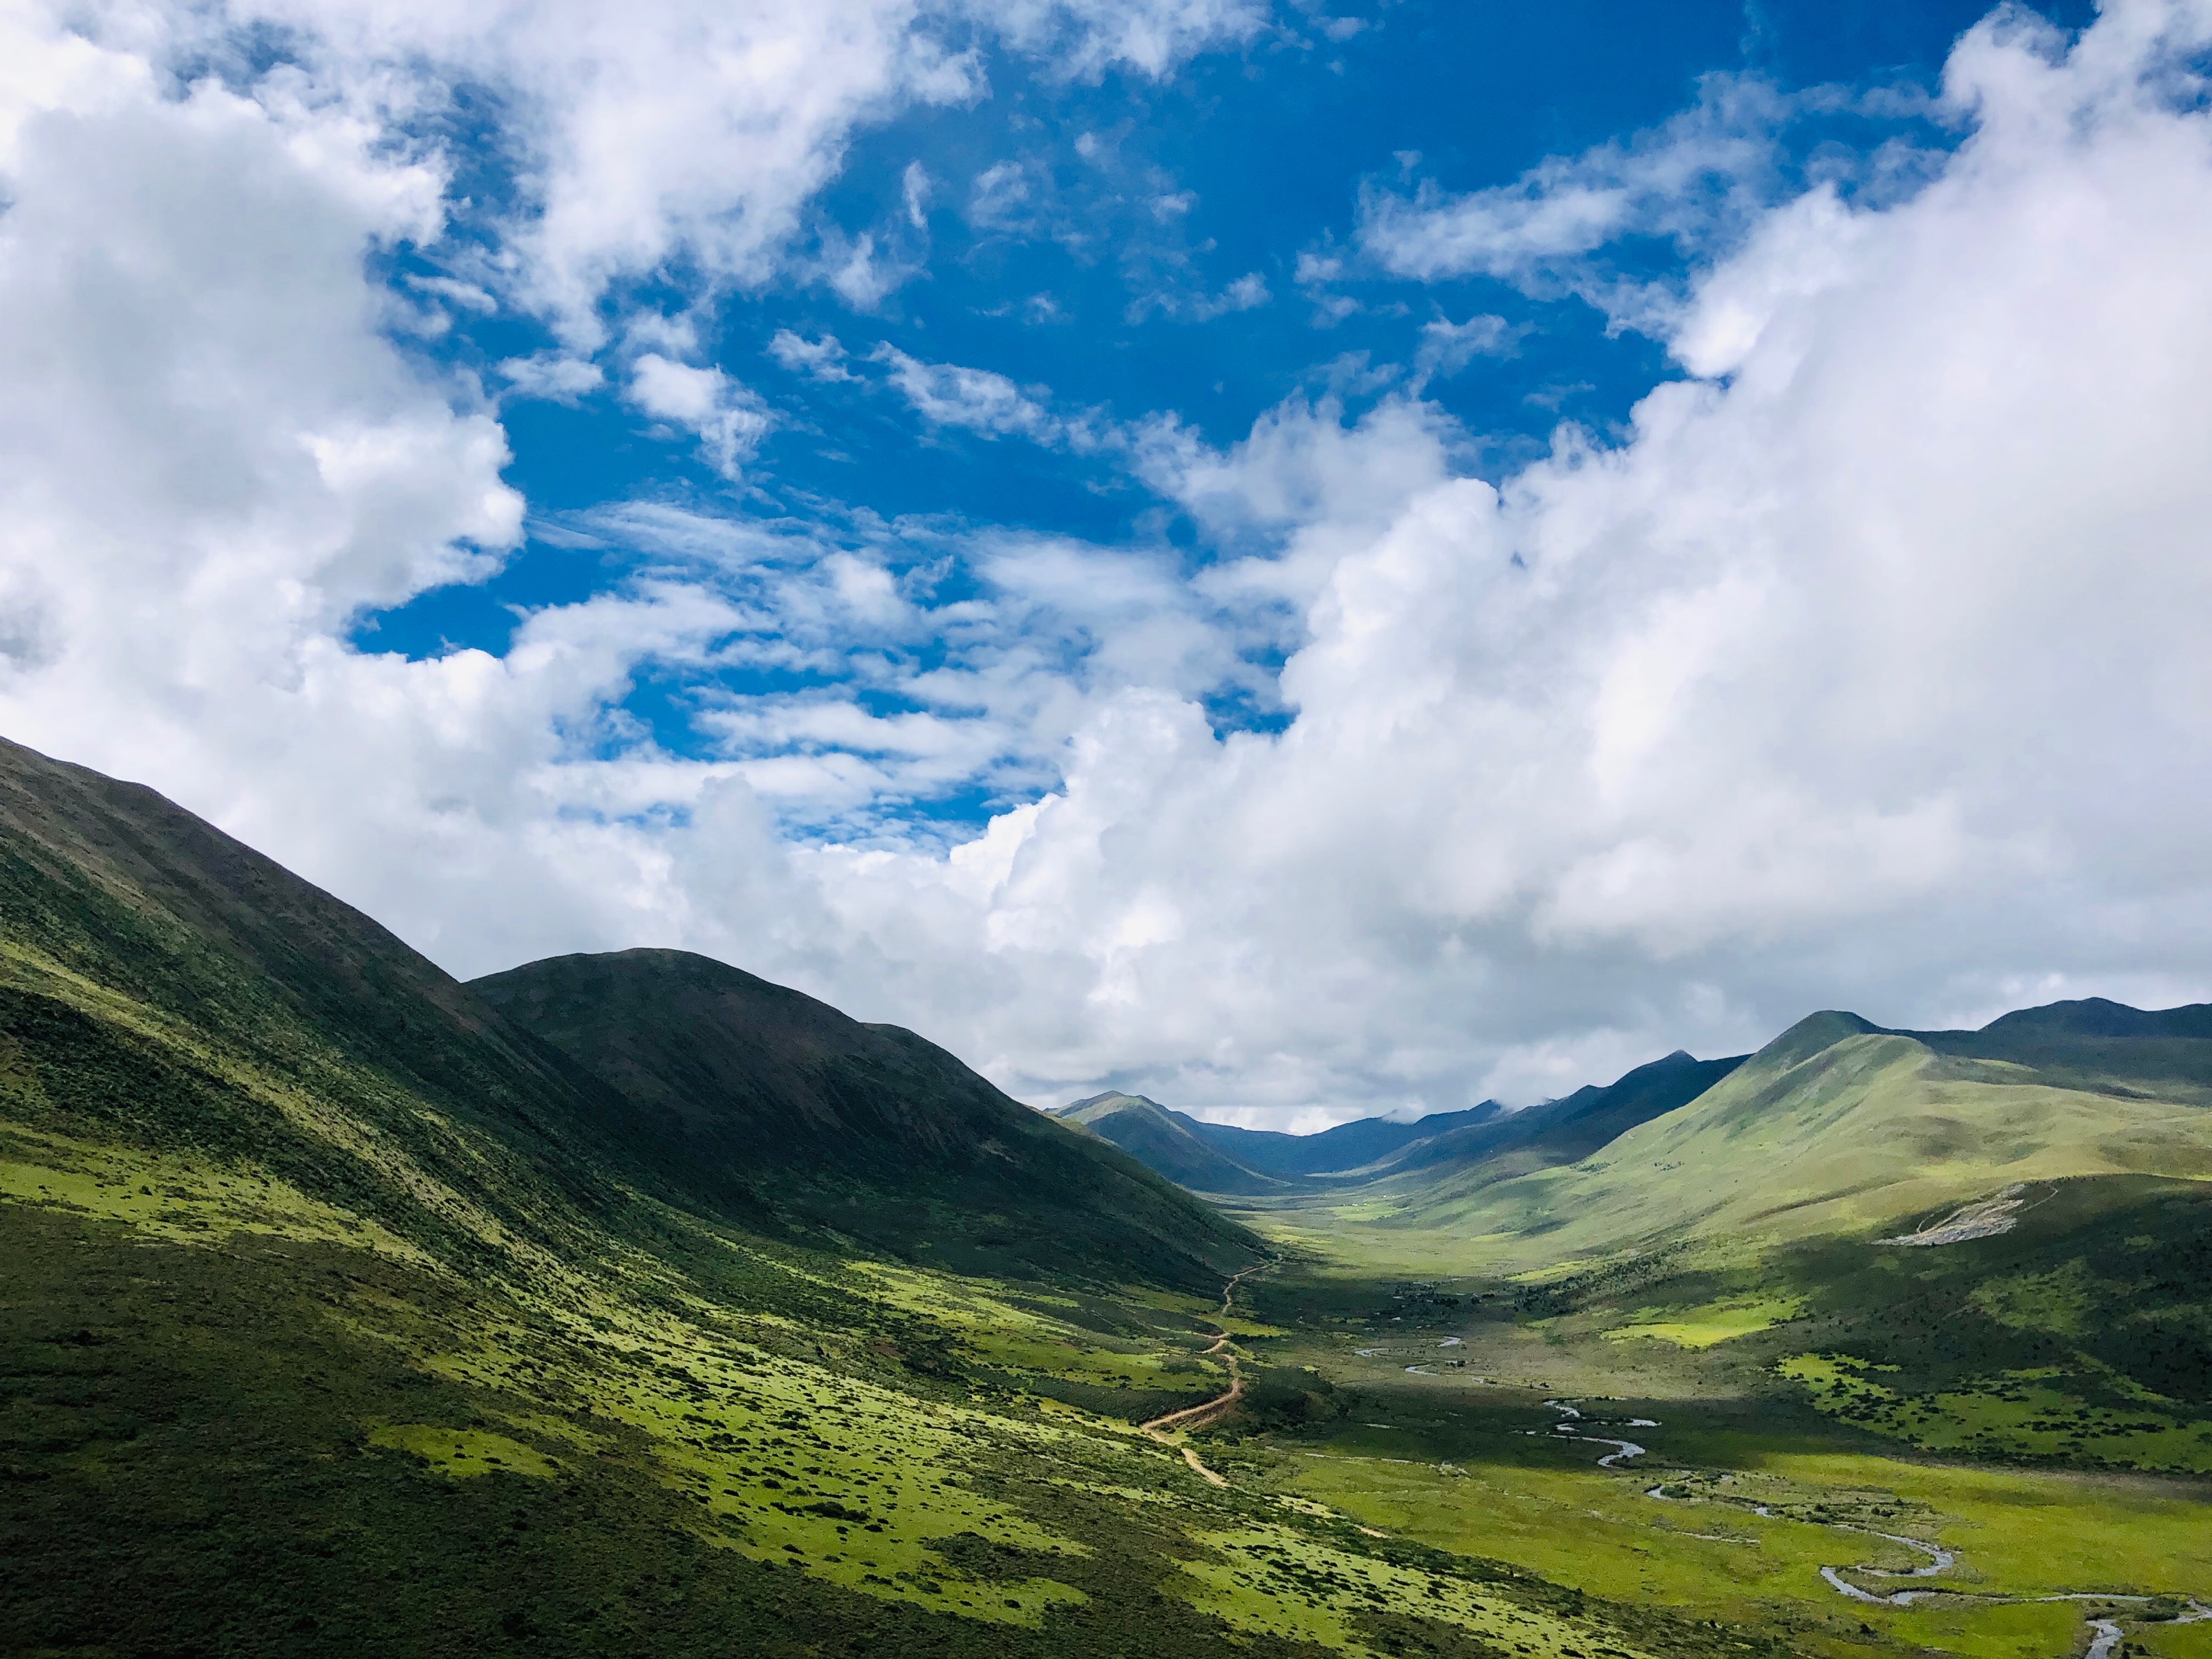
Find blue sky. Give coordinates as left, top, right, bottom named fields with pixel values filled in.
left=362, top=0, right=2090, bottom=835
left=7, top=0, right=2208, bottom=1124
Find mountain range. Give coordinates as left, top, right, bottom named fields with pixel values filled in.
left=1053, top=1048, right=1748, bottom=1197
left=3, top=733, right=2207, bottom=1659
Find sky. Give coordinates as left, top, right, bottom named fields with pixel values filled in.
left=5, top=0, right=2211, bottom=1129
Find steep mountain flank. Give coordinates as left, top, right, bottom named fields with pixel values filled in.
left=0, top=734, right=646, bottom=1262
left=1051, top=1091, right=1286, bottom=1195
left=1369, top=1049, right=1746, bottom=1183
left=1181, top=1102, right=1505, bottom=1179
left=0, top=734, right=1255, bottom=1291
left=474, top=952, right=1259, bottom=1283
left=1324, top=1009, right=2212, bottom=1271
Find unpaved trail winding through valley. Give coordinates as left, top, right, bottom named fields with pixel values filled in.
left=1140, top=1262, right=1270, bottom=1485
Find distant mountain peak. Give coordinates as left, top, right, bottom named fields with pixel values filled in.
left=1060, top=1089, right=1164, bottom=1114
left=1976, top=995, right=2212, bottom=1040
left=1753, top=1009, right=1885, bottom=1072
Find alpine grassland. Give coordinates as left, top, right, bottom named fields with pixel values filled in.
left=0, top=737, right=1720, bottom=1657
left=1125, top=1000, right=2211, bottom=1659
left=3, top=734, right=2206, bottom=1657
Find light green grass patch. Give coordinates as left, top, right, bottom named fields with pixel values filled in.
left=961, top=1326, right=1220, bottom=1389
left=0, top=1120, right=433, bottom=1266
left=2139, top=1619, right=2212, bottom=1658
left=1603, top=1295, right=1806, bottom=1349
left=368, top=1424, right=561, bottom=1479
left=1781, top=1353, right=2212, bottom=1473
left=1884, top=1599, right=2096, bottom=1659
left=1754, top=1451, right=2211, bottom=1597
left=1284, top=1427, right=2211, bottom=1656
left=1288, top=1445, right=1868, bottom=1622
left=1176, top=1524, right=1649, bottom=1659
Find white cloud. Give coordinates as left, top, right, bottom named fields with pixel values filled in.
left=983, top=0, right=1270, bottom=82
left=43, top=0, right=1257, bottom=354
left=1192, top=270, right=1271, bottom=319
left=497, top=351, right=607, bottom=402
left=767, top=330, right=856, bottom=382
left=1360, top=73, right=1812, bottom=328
left=813, top=1, right=2212, bottom=1112
left=872, top=345, right=1063, bottom=441
left=1409, top=312, right=1513, bottom=391
left=968, top=158, right=1044, bottom=232
left=10, top=0, right=2212, bottom=1132
left=901, top=159, right=932, bottom=227
left=627, top=355, right=771, bottom=478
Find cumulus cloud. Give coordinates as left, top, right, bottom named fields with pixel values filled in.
left=41, top=0, right=1260, bottom=353
left=627, top=355, right=772, bottom=478
left=821, top=1, right=2212, bottom=1110
left=8, top=0, right=2212, bottom=1130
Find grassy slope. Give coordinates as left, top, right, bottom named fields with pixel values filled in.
left=1355, top=1050, right=1750, bottom=1191
left=0, top=737, right=1729, bottom=1659
left=471, top=952, right=1259, bottom=1288
left=1248, top=1012, right=2212, bottom=1276
left=1192, top=1169, right=2211, bottom=1659
left=1186, top=1000, right=2212, bottom=1656
left=1049, top=1092, right=1287, bottom=1197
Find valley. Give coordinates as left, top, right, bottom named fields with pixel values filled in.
left=0, top=733, right=2206, bottom=1659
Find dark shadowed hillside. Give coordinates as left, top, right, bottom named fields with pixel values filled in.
left=1051, top=1091, right=1286, bottom=1194
left=473, top=952, right=1259, bottom=1284
left=1181, top=1100, right=1504, bottom=1178
left=1371, top=1049, right=1748, bottom=1182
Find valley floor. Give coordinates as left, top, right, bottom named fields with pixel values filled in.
left=1198, top=1181, right=2212, bottom=1659
left=6, top=1112, right=2206, bottom=1658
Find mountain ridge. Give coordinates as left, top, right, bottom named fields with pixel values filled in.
left=1253, top=999, right=2212, bottom=1273
left=475, top=950, right=1258, bottom=1283
left=1050, top=1090, right=1287, bottom=1196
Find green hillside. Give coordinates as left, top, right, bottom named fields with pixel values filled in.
left=1050, top=1091, right=1287, bottom=1195
left=0, top=736, right=1749, bottom=1659
left=473, top=951, right=1255, bottom=1286
left=1256, top=1009, right=2212, bottom=1276
left=1187, top=1007, right=2212, bottom=1659
left=1356, top=1049, right=1747, bottom=1186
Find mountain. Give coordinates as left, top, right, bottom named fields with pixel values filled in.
left=8, top=731, right=2202, bottom=1659
left=1177, top=1100, right=1505, bottom=1177
left=1298, top=1004, right=2212, bottom=1272
left=1362, top=1049, right=1747, bottom=1181
left=1051, top=1091, right=1286, bottom=1195
left=0, top=727, right=1252, bottom=1294
left=11, top=737, right=1472, bottom=1659
left=474, top=951, right=1255, bottom=1282
left=1065, top=1051, right=1743, bottom=1199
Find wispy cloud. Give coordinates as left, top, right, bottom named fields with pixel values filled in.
left=627, top=355, right=771, bottom=479
left=872, top=345, right=1067, bottom=442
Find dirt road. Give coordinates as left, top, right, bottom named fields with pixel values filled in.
left=1138, top=1262, right=1269, bottom=1484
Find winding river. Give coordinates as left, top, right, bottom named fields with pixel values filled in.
left=1537, top=1400, right=2209, bottom=1654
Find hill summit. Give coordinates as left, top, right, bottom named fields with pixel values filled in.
left=476, top=950, right=1254, bottom=1283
